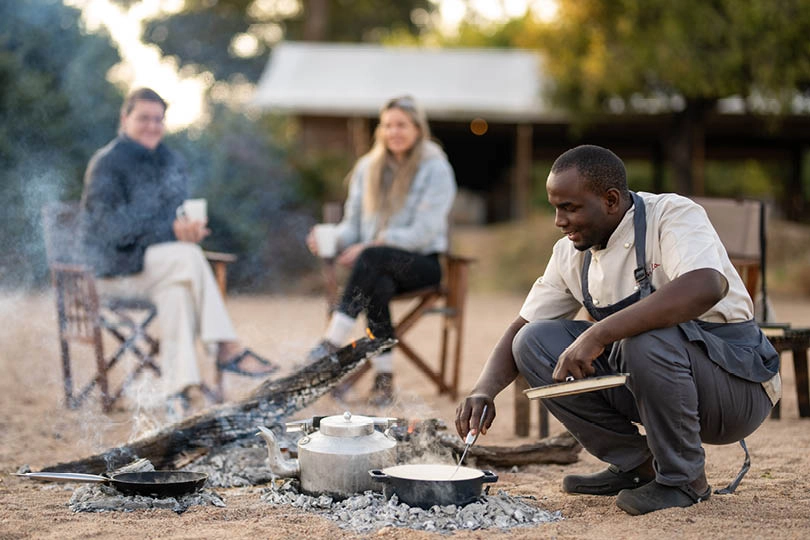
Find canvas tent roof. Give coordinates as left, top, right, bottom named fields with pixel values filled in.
left=252, top=41, right=552, bottom=122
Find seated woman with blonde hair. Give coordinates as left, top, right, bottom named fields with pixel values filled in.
left=306, top=95, right=457, bottom=406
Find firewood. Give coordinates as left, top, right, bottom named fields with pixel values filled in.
left=437, top=430, right=582, bottom=467
left=42, top=338, right=395, bottom=473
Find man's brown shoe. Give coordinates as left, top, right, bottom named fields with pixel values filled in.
left=563, top=463, right=655, bottom=496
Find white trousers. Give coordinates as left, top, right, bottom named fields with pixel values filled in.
left=97, top=242, right=237, bottom=396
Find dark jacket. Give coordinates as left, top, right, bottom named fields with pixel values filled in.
left=80, top=135, right=187, bottom=277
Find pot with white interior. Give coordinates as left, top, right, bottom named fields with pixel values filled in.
left=369, top=464, right=498, bottom=509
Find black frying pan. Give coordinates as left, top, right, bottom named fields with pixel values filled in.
left=15, top=471, right=208, bottom=497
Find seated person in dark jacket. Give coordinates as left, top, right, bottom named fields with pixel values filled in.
left=80, top=87, right=275, bottom=408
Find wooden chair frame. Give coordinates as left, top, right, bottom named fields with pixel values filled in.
left=322, top=253, right=473, bottom=399
left=319, top=202, right=473, bottom=399
left=52, top=263, right=161, bottom=411
left=43, top=202, right=236, bottom=411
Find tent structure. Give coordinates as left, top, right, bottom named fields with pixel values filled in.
left=253, top=41, right=810, bottom=222
left=253, top=41, right=551, bottom=122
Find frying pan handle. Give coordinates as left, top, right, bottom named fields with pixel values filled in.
left=481, top=470, right=499, bottom=483
left=14, top=472, right=109, bottom=483
left=368, top=469, right=389, bottom=483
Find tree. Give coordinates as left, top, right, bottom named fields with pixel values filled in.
left=517, top=0, right=810, bottom=197
left=0, top=0, right=121, bottom=287
left=166, top=106, right=316, bottom=292
left=140, top=0, right=435, bottom=82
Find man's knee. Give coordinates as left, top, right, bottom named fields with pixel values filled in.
left=513, top=320, right=567, bottom=375
left=618, top=327, right=685, bottom=374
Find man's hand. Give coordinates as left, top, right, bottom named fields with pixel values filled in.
left=455, top=394, right=494, bottom=439
left=552, top=327, right=605, bottom=381
left=173, top=218, right=210, bottom=244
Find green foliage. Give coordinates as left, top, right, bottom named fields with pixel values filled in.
left=0, top=0, right=121, bottom=288
left=704, top=160, right=787, bottom=199
left=290, top=149, right=354, bottom=208
left=166, top=105, right=318, bottom=292
left=522, top=0, right=810, bottom=115
left=142, top=0, right=435, bottom=82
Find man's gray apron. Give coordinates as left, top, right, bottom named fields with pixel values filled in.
left=579, top=192, right=761, bottom=494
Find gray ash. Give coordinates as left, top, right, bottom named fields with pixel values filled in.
left=180, top=444, right=276, bottom=487
left=64, top=459, right=225, bottom=514
left=260, top=478, right=561, bottom=533
left=68, top=483, right=225, bottom=514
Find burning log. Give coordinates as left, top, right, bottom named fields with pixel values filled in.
left=43, top=337, right=395, bottom=473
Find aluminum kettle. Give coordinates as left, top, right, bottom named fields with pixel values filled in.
left=257, top=411, right=397, bottom=498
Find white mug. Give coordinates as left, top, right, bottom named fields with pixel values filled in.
left=176, top=198, right=207, bottom=223
left=313, top=223, right=338, bottom=258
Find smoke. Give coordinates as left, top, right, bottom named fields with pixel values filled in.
left=124, top=372, right=170, bottom=442
left=0, top=152, right=74, bottom=289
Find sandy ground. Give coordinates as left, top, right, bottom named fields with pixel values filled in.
left=1, top=291, right=809, bottom=539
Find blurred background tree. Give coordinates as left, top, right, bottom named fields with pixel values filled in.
left=166, top=106, right=317, bottom=293
left=0, top=0, right=121, bottom=287
left=139, top=0, right=436, bottom=82
left=522, top=0, right=810, bottom=201
left=406, top=0, right=810, bottom=219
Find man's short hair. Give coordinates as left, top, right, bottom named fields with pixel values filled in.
left=551, top=145, right=630, bottom=200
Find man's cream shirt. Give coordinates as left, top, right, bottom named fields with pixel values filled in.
left=519, top=192, right=780, bottom=404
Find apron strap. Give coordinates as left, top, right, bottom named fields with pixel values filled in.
left=714, top=439, right=751, bottom=495
left=630, top=192, right=652, bottom=299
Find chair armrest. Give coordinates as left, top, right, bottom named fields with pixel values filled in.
left=203, top=251, right=237, bottom=297
left=203, top=250, right=237, bottom=264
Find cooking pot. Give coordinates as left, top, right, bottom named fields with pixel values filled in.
left=15, top=471, right=208, bottom=497
left=257, top=411, right=397, bottom=498
left=369, top=464, right=498, bottom=509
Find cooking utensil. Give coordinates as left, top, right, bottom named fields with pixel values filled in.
left=451, top=404, right=488, bottom=478
left=369, top=464, right=498, bottom=509
left=257, top=411, right=397, bottom=497
left=523, top=373, right=630, bottom=400
left=14, top=471, right=208, bottom=497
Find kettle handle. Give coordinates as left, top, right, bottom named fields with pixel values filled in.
left=368, top=469, right=390, bottom=483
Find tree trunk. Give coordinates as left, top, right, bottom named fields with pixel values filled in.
left=303, top=0, right=330, bottom=41
left=785, top=146, right=808, bottom=222
left=42, top=337, right=395, bottom=473
left=669, top=99, right=714, bottom=196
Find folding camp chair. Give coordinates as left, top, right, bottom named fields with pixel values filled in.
left=42, top=202, right=238, bottom=411
left=320, top=203, right=473, bottom=399
left=693, top=197, right=810, bottom=419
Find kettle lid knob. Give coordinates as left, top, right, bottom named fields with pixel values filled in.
left=343, top=411, right=352, bottom=422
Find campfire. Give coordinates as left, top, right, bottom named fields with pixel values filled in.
left=21, top=340, right=580, bottom=533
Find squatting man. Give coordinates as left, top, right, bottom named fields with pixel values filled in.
left=455, top=144, right=780, bottom=515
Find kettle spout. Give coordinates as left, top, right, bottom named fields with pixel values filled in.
left=256, top=425, right=300, bottom=478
